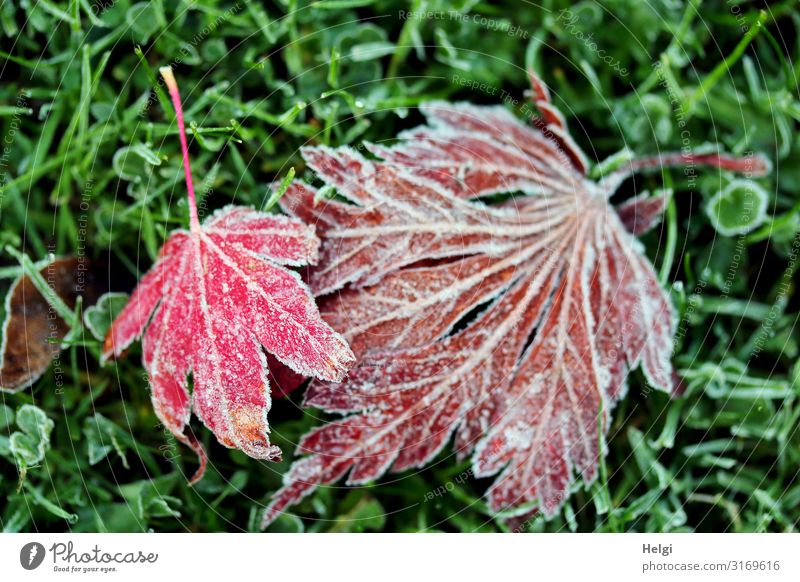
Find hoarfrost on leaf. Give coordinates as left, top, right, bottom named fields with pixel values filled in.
left=103, top=68, right=355, bottom=482
left=262, top=71, right=768, bottom=527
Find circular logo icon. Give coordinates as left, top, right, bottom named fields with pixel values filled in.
left=20, top=542, right=46, bottom=570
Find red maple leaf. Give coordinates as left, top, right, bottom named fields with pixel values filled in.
left=263, top=72, right=767, bottom=525
left=103, top=68, right=355, bottom=481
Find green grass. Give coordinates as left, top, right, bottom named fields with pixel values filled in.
left=1, top=0, right=798, bottom=533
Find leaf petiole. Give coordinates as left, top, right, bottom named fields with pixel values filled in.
left=159, top=67, right=201, bottom=232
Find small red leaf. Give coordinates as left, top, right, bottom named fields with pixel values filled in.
left=103, top=68, right=354, bottom=482
left=264, top=71, right=766, bottom=526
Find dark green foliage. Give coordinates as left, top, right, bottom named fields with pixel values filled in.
left=0, top=0, right=797, bottom=532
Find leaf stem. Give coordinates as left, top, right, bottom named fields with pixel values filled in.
left=159, top=66, right=201, bottom=232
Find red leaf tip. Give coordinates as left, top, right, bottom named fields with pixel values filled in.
left=159, top=66, right=178, bottom=93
